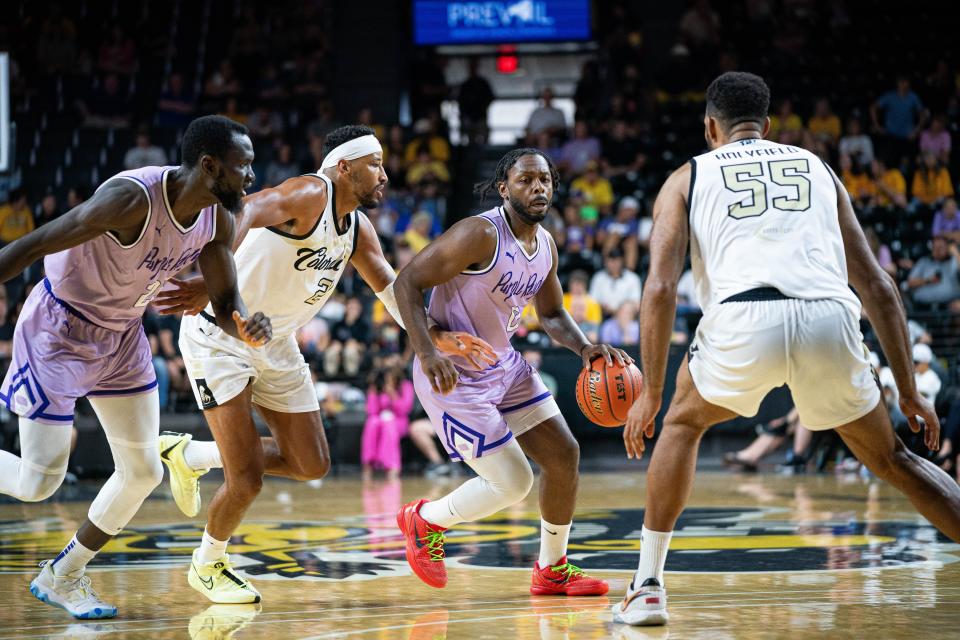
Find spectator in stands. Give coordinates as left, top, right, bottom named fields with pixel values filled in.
left=559, top=121, right=602, bottom=177
left=768, top=99, right=803, bottom=145
left=589, top=248, right=642, bottom=317
left=563, top=270, right=602, bottom=341
left=143, top=307, right=171, bottom=411
left=839, top=117, right=874, bottom=167
left=570, top=160, right=615, bottom=216
left=864, top=227, right=897, bottom=278
left=406, top=148, right=450, bottom=187
left=77, top=73, right=131, bottom=129
left=912, top=343, right=942, bottom=405
left=871, top=76, right=926, bottom=167
left=933, top=197, right=960, bottom=242
left=296, top=316, right=330, bottom=370
left=404, top=119, right=450, bottom=166
left=597, top=196, right=641, bottom=270
left=839, top=154, right=874, bottom=207
left=362, top=364, right=415, bottom=482
left=264, top=143, right=299, bottom=188
left=458, top=59, right=495, bottom=145
left=920, top=114, right=952, bottom=164
left=156, top=72, right=196, bottom=130
left=869, top=157, right=907, bottom=209
left=0, top=189, right=33, bottom=245
left=907, top=235, right=960, bottom=309
left=219, top=97, right=248, bottom=126
left=603, top=120, right=648, bottom=190
left=246, top=104, right=285, bottom=140
left=525, top=87, right=567, bottom=141
left=66, top=185, right=88, bottom=210
left=678, top=0, right=722, bottom=53
left=325, top=296, right=371, bottom=377
left=600, top=301, right=640, bottom=346
left=256, top=63, right=288, bottom=102
left=36, top=4, right=77, bottom=74
left=403, top=211, right=435, bottom=255
left=807, top=98, right=842, bottom=147
left=911, top=151, right=954, bottom=208
left=204, top=59, right=243, bottom=102
left=408, top=416, right=452, bottom=477
left=123, top=128, right=168, bottom=170
left=35, top=193, right=62, bottom=227
left=97, top=23, right=137, bottom=76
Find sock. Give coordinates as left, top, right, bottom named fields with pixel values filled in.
left=538, top=519, right=571, bottom=567
left=196, top=528, right=229, bottom=564
left=183, top=440, right=223, bottom=471
left=635, top=525, right=673, bottom=588
left=51, top=535, right=97, bottom=577
left=418, top=494, right=463, bottom=529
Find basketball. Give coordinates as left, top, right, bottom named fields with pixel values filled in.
left=575, top=358, right=643, bottom=428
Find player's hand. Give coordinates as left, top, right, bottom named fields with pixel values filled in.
left=579, top=343, right=633, bottom=369
left=900, top=392, right=940, bottom=451
left=419, top=352, right=459, bottom=395
left=154, top=277, right=209, bottom=316
left=233, top=310, right=272, bottom=347
left=431, top=329, right=498, bottom=371
left=623, top=385, right=660, bottom=460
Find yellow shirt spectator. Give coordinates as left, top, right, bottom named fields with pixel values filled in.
left=0, top=202, right=35, bottom=244
left=404, top=135, right=451, bottom=165
left=563, top=292, right=602, bottom=325
left=808, top=114, right=841, bottom=143
left=841, top=170, right=875, bottom=203
left=875, top=168, right=906, bottom=207
left=912, top=167, right=954, bottom=205
left=768, top=113, right=803, bottom=142
left=570, top=175, right=614, bottom=209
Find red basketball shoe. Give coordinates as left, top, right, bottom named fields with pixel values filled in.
left=397, top=499, right=448, bottom=588
left=530, top=557, right=609, bottom=596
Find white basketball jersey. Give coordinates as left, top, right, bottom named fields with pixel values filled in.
left=688, top=138, right=860, bottom=316
left=204, top=173, right=357, bottom=338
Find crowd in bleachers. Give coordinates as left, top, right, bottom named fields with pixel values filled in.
left=2, top=1, right=960, bottom=477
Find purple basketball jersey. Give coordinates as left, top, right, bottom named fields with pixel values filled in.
left=414, top=207, right=558, bottom=461
left=1, top=166, right=216, bottom=423
left=44, top=166, right=217, bottom=331
left=426, top=206, right=552, bottom=369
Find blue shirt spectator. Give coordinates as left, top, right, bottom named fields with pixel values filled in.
left=873, top=78, right=925, bottom=140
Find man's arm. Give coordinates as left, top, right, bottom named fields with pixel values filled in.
left=534, top=234, right=628, bottom=367
left=232, top=175, right=327, bottom=251
left=833, top=170, right=939, bottom=447
left=196, top=206, right=272, bottom=345
left=395, top=217, right=497, bottom=392
left=639, top=164, right=690, bottom=394
left=0, top=179, right=147, bottom=283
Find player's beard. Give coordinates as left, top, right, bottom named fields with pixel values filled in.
left=359, top=188, right=381, bottom=209
left=508, top=193, right=549, bottom=225
left=212, top=179, right=243, bottom=213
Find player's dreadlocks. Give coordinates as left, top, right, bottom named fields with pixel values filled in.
left=474, top=148, right=560, bottom=203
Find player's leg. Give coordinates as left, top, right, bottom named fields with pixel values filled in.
left=253, top=404, right=330, bottom=482
left=31, top=390, right=163, bottom=619
left=188, top=385, right=263, bottom=604
left=516, top=414, right=610, bottom=596
left=0, top=417, right=72, bottom=501
left=409, top=418, right=449, bottom=475
left=834, top=402, right=960, bottom=541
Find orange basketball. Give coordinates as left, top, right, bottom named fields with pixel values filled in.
left=575, top=358, right=643, bottom=428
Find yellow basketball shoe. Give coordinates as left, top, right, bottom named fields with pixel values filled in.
left=159, top=431, right=208, bottom=517
left=188, top=550, right=262, bottom=604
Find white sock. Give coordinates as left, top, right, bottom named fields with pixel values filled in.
left=196, top=528, right=229, bottom=564
left=635, top=525, right=673, bottom=588
left=51, top=535, right=97, bottom=577
left=418, top=494, right=465, bottom=529
left=538, top=519, right=571, bottom=567
left=183, top=440, right=223, bottom=471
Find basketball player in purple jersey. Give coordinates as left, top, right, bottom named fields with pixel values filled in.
left=395, top=149, right=630, bottom=594
left=0, top=115, right=271, bottom=619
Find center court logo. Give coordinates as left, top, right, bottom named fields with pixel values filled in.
left=0, top=508, right=954, bottom=580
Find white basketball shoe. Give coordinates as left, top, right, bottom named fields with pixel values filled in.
left=612, top=576, right=668, bottom=626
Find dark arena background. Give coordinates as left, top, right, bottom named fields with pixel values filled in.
left=1, top=1, right=959, bottom=638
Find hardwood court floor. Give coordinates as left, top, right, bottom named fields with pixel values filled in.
left=0, top=470, right=957, bottom=639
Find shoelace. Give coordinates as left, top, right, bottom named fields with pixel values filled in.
left=419, top=530, right=446, bottom=561
left=549, top=562, right=586, bottom=582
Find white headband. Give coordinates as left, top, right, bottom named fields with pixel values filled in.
left=320, top=135, right=383, bottom=170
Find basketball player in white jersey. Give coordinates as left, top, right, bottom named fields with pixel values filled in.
left=153, top=125, right=495, bottom=604
left=614, top=72, right=960, bottom=626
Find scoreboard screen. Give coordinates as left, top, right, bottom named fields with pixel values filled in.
left=413, top=1, right=591, bottom=46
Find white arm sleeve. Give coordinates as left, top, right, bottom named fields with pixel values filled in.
left=375, top=281, right=406, bottom=330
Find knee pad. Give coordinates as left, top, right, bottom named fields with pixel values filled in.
left=18, top=462, right=66, bottom=502
left=88, top=441, right=163, bottom=536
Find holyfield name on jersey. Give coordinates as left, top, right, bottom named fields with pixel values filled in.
left=138, top=246, right=203, bottom=279
left=491, top=270, right=545, bottom=302
left=294, top=246, right=346, bottom=272
left=714, top=145, right=802, bottom=161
